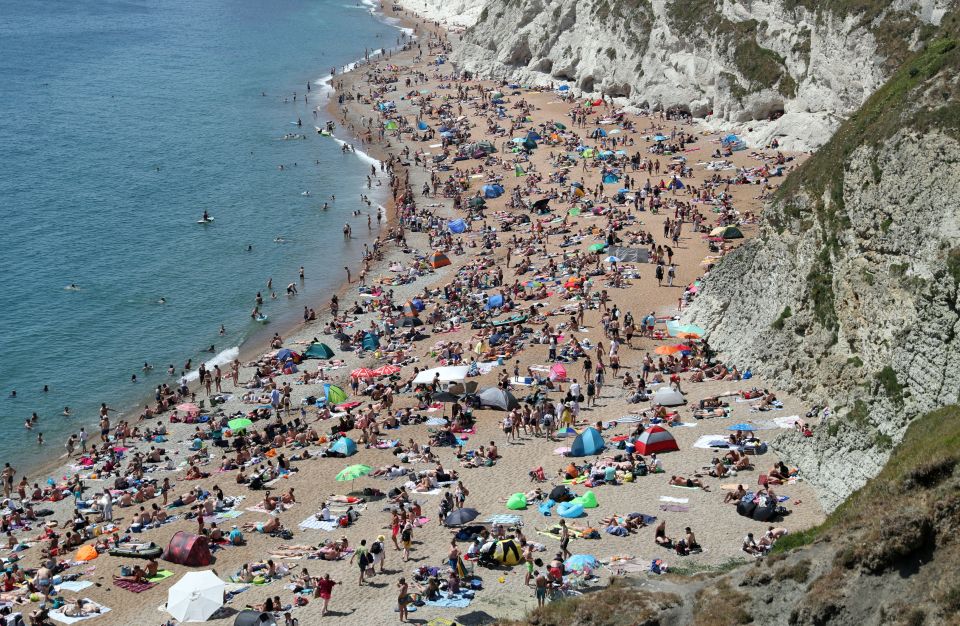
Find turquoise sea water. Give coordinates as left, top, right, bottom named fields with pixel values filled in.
left=0, top=0, right=399, bottom=469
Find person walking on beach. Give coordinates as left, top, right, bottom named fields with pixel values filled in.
left=79, top=427, right=88, bottom=453
left=559, top=519, right=571, bottom=560
left=400, top=520, right=413, bottom=562
left=2, top=464, right=15, bottom=499
left=349, top=538, right=371, bottom=585
left=314, top=573, right=339, bottom=616
left=101, top=490, right=113, bottom=522
left=397, top=578, right=410, bottom=623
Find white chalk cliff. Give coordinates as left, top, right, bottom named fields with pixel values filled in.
left=402, top=0, right=954, bottom=150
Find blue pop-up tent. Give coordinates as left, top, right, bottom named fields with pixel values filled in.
left=417, top=121, right=428, bottom=130
left=485, top=294, right=505, bottom=309
left=482, top=184, right=504, bottom=198
left=569, top=427, right=604, bottom=456
left=448, top=219, right=467, bottom=234
left=330, top=437, right=357, bottom=456
left=362, top=332, right=380, bottom=351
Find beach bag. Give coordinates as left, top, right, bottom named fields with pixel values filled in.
left=737, top=500, right=757, bottom=518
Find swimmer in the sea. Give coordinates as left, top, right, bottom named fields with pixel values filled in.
left=159, top=297, right=166, bottom=304
left=63, top=406, right=71, bottom=417
left=219, top=324, right=226, bottom=336
left=66, top=283, right=79, bottom=291
left=143, top=362, right=153, bottom=372
left=206, top=345, right=215, bottom=353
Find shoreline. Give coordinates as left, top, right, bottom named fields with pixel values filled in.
left=17, top=15, right=417, bottom=484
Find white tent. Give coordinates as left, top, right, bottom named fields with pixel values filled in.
left=413, top=366, right=470, bottom=385
left=167, top=570, right=225, bottom=622
left=652, top=387, right=686, bottom=407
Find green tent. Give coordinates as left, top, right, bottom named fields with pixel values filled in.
left=568, top=207, right=581, bottom=216
left=589, top=243, right=607, bottom=252
left=384, top=120, right=398, bottom=130
left=324, top=384, right=348, bottom=404
left=304, top=343, right=335, bottom=359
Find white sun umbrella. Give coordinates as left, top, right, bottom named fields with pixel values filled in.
left=167, top=570, right=226, bottom=622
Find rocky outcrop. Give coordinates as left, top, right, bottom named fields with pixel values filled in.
left=686, top=35, right=960, bottom=510
left=434, top=0, right=956, bottom=149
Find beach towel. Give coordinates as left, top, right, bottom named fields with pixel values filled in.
left=658, top=504, right=689, bottom=513
left=204, top=510, right=243, bottom=524
left=113, top=578, right=156, bottom=593
left=659, top=496, right=689, bottom=504
left=424, top=592, right=472, bottom=609
left=773, top=415, right=802, bottom=429
left=483, top=514, right=523, bottom=526
left=298, top=517, right=338, bottom=532
left=147, top=570, right=174, bottom=582
left=49, top=602, right=111, bottom=624
left=55, top=581, right=93, bottom=593
left=670, top=485, right=701, bottom=490
left=693, top=435, right=728, bottom=449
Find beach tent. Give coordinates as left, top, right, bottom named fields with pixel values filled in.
left=549, top=363, right=567, bottom=381
left=478, top=387, right=519, bottom=411
left=275, top=348, right=300, bottom=363
left=667, top=176, right=686, bottom=190
left=323, top=383, right=349, bottom=405
left=384, top=120, right=398, bottom=130
left=429, top=251, right=451, bottom=268
left=482, top=184, right=504, bottom=198
left=652, top=387, right=686, bottom=406
left=361, top=332, right=380, bottom=351
left=590, top=128, right=607, bottom=138
left=163, top=531, right=212, bottom=567
left=330, top=437, right=358, bottom=456
left=569, top=427, right=604, bottom=457
left=710, top=226, right=744, bottom=239
left=400, top=317, right=423, bottom=327
left=417, top=121, right=429, bottom=130
left=603, top=173, right=620, bottom=184
left=522, top=137, right=537, bottom=150
left=633, top=425, right=679, bottom=455
left=448, top=219, right=467, bottom=234
left=665, top=321, right=706, bottom=337
left=485, top=294, right=504, bottom=310
left=531, top=198, right=551, bottom=213
left=304, top=343, right=335, bottom=359
left=167, top=570, right=225, bottom=623
left=75, top=545, right=98, bottom=561
left=234, top=611, right=277, bottom=626
left=413, top=366, right=470, bottom=385
left=401, top=301, right=420, bottom=317
left=491, top=538, right=522, bottom=565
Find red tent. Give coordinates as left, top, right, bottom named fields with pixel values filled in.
left=163, top=531, right=212, bottom=566
left=633, top=425, right=679, bottom=455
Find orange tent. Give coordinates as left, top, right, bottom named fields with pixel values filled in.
left=75, top=545, right=98, bottom=561
left=429, top=251, right=451, bottom=268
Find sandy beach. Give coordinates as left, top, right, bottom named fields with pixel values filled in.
left=0, top=6, right=825, bottom=626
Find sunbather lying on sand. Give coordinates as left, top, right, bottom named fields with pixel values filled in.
left=669, top=475, right=710, bottom=491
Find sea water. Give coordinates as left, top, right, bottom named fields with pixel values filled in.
left=0, top=0, right=401, bottom=469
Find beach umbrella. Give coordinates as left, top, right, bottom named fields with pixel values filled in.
left=728, top=423, right=755, bottom=432
left=605, top=256, right=621, bottom=263
left=227, top=418, right=252, bottom=432
left=588, top=243, right=606, bottom=252
left=654, top=345, right=686, bottom=355
left=564, top=554, right=598, bottom=572
left=351, top=368, right=376, bottom=379
left=549, top=363, right=567, bottom=381
left=335, top=464, right=372, bottom=482
left=167, top=570, right=225, bottom=623
left=177, top=403, right=200, bottom=417
left=444, top=508, right=480, bottom=526
left=373, top=364, right=401, bottom=377
left=431, top=390, right=462, bottom=404
left=323, top=384, right=348, bottom=404
left=677, top=331, right=702, bottom=339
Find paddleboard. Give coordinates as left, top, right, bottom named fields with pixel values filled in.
left=197, top=218, right=215, bottom=224
left=255, top=315, right=269, bottom=323
left=315, top=126, right=331, bottom=136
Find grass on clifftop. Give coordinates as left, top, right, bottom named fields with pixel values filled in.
left=773, top=404, right=960, bottom=553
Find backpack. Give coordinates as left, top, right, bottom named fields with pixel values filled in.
left=371, top=541, right=383, bottom=555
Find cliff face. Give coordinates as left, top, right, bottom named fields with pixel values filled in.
left=686, top=34, right=960, bottom=511
left=440, top=0, right=955, bottom=149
